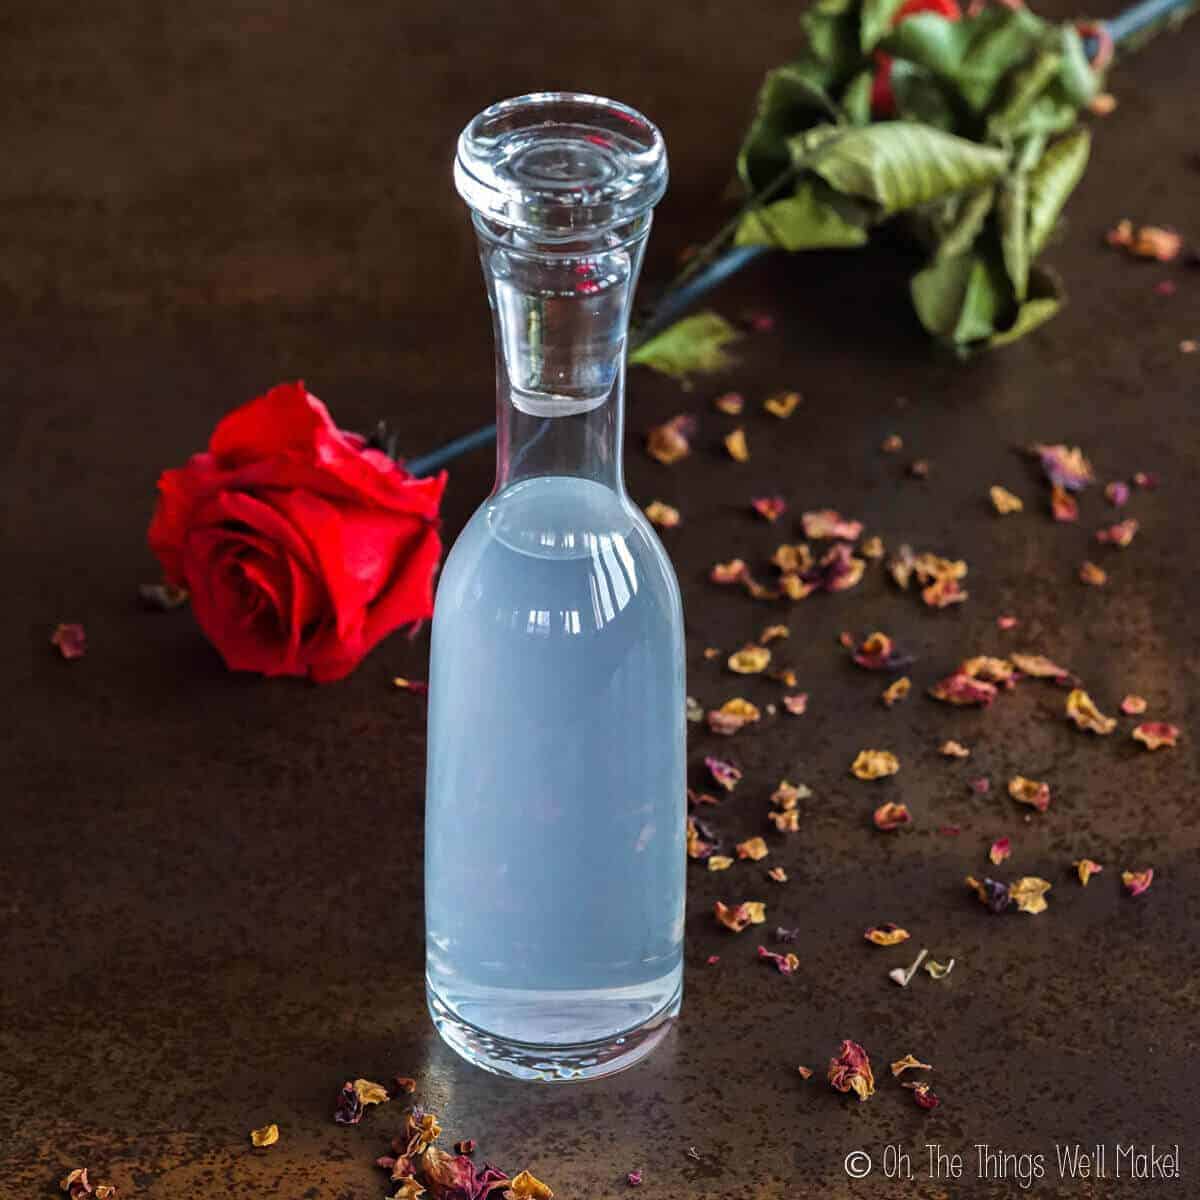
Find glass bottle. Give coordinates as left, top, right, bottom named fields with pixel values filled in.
left=425, top=93, right=684, bottom=1081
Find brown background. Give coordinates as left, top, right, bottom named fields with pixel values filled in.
left=4, top=2, right=1199, bottom=1197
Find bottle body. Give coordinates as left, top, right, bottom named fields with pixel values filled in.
left=425, top=474, right=685, bottom=1078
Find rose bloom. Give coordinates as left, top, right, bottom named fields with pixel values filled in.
left=149, top=381, right=446, bottom=682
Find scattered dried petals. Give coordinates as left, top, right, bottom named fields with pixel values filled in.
left=905, top=1081, right=941, bottom=1110
left=782, top=693, right=809, bottom=715
left=767, top=866, right=789, bottom=882
left=990, top=485, right=1024, bottom=515
left=393, top=677, right=429, bottom=696
left=713, top=391, right=744, bottom=415
left=1096, top=518, right=1139, bottom=547
left=705, top=755, right=742, bottom=791
left=250, top=1124, right=280, bottom=1148
left=1132, top=225, right=1182, bottom=261
left=961, top=656, right=1016, bottom=685
left=710, top=558, right=748, bottom=585
left=828, top=1040, right=875, bottom=1101
left=861, top=535, right=884, bottom=559
left=758, top=945, right=800, bottom=974
left=1120, top=694, right=1147, bottom=715
left=751, top=496, right=787, bottom=522
left=889, top=947, right=928, bottom=986
left=644, top=500, right=681, bottom=528
left=970, top=777, right=990, bottom=795
left=50, top=623, right=87, bottom=660
left=728, top=644, right=771, bottom=674
left=1008, top=776, right=1051, bottom=813
left=1105, top=481, right=1131, bottom=507
left=626, top=1169, right=644, bottom=1187
left=940, top=740, right=971, bottom=759
left=506, top=1169, right=554, bottom=1199
left=771, top=543, right=814, bottom=574
left=796, top=1065, right=814, bottom=1080
left=873, top=802, right=911, bottom=831
left=404, top=1108, right=442, bottom=1156
left=387, top=1177, right=427, bottom=1200
left=802, top=509, right=863, bottom=541
left=686, top=816, right=716, bottom=860
left=882, top=677, right=911, bottom=707
left=924, top=958, right=955, bottom=979
left=1106, top=218, right=1133, bottom=247
left=1050, top=485, right=1078, bottom=522
left=706, top=954, right=721, bottom=965
left=864, top=923, right=910, bottom=947
left=929, top=673, right=997, bottom=706
left=646, top=414, right=696, bottom=464
left=724, top=428, right=749, bottom=462
left=1011, top=652, right=1073, bottom=682
left=764, top=391, right=801, bottom=418
left=888, top=544, right=916, bottom=589
left=1122, top=868, right=1154, bottom=896
left=922, top=575, right=967, bottom=608
left=769, top=809, right=801, bottom=833
left=760, top=623, right=790, bottom=643
left=881, top=434, right=903, bottom=453
left=1010, top=876, right=1052, bottom=914
left=454, top=1140, right=476, bottom=1156
left=1181, top=339, right=1198, bottom=354
left=890, top=1054, right=932, bottom=1077
left=1133, top=471, right=1158, bottom=489
left=806, top=542, right=865, bottom=593
left=1079, top=561, right=1107, bottom=587
left=685, top=696, right=704, bottom=724
left=714, top=900, right=766, bottom=932
left=1065, top=688, right=1117, bottom=735
left=1033, top=443, right=1095, bottom=491
left=736, top=836, right=769, bottom=861
left=138, top=581, right=189, bottom=610
left=966, top=876, right=1012, bottom=913
left=1074, top=858, right=1103, bottom=886
left=989, top=837, right=1012, bottom=866
left=851, top=631, right=912, bottom=671
left=771, top=780, right=809, bottom=810
left=706, top=698, right=761, bottom=734
left=852, top=749, right=900, bottom=780
left=1132, top=721, right=1179, bottom=750
left=997, top=614, right=1019, bottom=630
left=706, top=855, right=733, bottom=871
left=909, top=459, right=930, bottom=479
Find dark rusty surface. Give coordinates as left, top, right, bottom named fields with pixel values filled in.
left=3, top=2, right=1199, bottom=1197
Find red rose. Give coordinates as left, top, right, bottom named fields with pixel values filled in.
left=870, top=0, right=963, bottom=118
left=149, top=381, right=446, bottom=682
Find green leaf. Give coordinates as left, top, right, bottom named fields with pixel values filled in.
left=738, top=60, right=843, bottom=191
left=1056, top=25, right=1098, bottom=108
left=987, top=48, right=1062, bottom=139
left=997, top=173, right=1029, bottom=300
left=989, top=267, right=1062, bottom=346
left=735, top=180, right=870, bottom=250
left=630, top=312, right=742, bottom=381
left=802, top=0, right=861, bottom=69
left=861, top=0, right=906, bottom=53
left=882, top=12, right=974, bottom=78
left=1026, top=127, right=1090, bottom=255
left=841, top=70, right=875, bottom=125
left=910, top=250, right=1009, bottom=344
left=935, top=186, right=995, bottom=259
left=809, top=122, right=1009, bottom=215
left=889, top=61, right=957, bottom=130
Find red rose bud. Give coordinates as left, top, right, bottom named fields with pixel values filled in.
left=149, top=382, right=445, bottom=682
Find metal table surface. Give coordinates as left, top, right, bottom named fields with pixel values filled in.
left=3, top=2, right=1197, bottom=1196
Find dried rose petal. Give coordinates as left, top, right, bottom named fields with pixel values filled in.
left=796, top=1065, right=814, bottom=1080
left=646, top=414, right=696, bottom=464
left=705, top=954, right=720, bottom=966
left=387, top=1177, right=426, bottom=1200
left=904, top=1081, right=941, bottom=1110
left=334, top=1081, right=364, bottom=1125
left=989, top=837, right=1011, bottom=866
left=686, top=816, right=715, bottom=861
left=1105, top=481, right=1131, bottom=507
left=1008, top=776, right=1051, bottom=813
left=1074, top=858, right=1103, bottom=886
left=50, top=623, right=87, bottom=660
left=888, top=544, right=916, bottom=589
left=644, top=500, right=681, bottom=528
left=777, top=572, right=813, bottom=601
left=767, top=866, right=789, bottom=882
left=1122, top=868, right=1154, bottom=896
left=914, top=553, right=967, bottom=584
left=506, top=1169, right=553, bottom=1199
left=922, top=576, right=967, bottom=608
left=1010, top=876, right=1051, bottom=915
left=713, top=391, right=744, bottom=415
left=873, top=802, right=911, bottom=831
left=1132, top=226, right=1182, bottom=261
left=760, top=623, right=790, bottom=643
left=890, top=1054, right=932, bottom=1076
left=851, top=631, right=913, bottom=671
left=961, top=656, right=1015, bottom=685
left=851, top=749, right=899, bottom=780
left=773, top=665, right=798, bottom=686
left=801, top=509, right=863, bottom=541
left=771, top=780, right=809, bottom=810
left=1010, top=653, right=1071, bottom=683
left=861, top=535, right=884, bottom=559
left=714, top=900, right=766, bottom=932
left=1120, top=694, right=1147, bottom=715
left=626, top=1169, right=644, bottom=1187
left=769, top=809, right=801, bottom=833
left=724, top=428, right=749, bottom=462
left=997, top=614, right=1019, bottom=630
left=1033, top=443, right=1095, bottom=491
left=685, top=696, right=704, bottom=724
left=138, top=581, right=189, bottom=610
left=736, top=836, right=769, bottom=861
left=709, top=558, right=747, bottom=584
left=250, top=1123, right=280, bottom=1147
left=864, top=923, right=910, bottom=947
left=828, top=1040, right=875, bottom=1102
left=1051, top=485, right=1079, bottom=522
left=929, top=673, right=997, bottom=706
left=728, top=644, right=771, bottom=674
left=454, top=1140, right=476, bottom=1156
left=393, top=677, right=429, bottom=696
left=403, top=1108, right=442, bottom=1156
left=966, top=875, right=1012, bottom=913
left=1090, top=91, right=1117, bottom=114
left=1106, top=218, right=1133, bottom=247
left=924, top=958, right=954, bottom=979
left=881, top=434, right=903, bottom=453
left=970, top=777, right=990, bottom=794
left=705, top=698, right=760, bottom=735
left=705, top=755, right=742, bottom=791
left=764, top=391, right=801, bottom=418
left=1079, top=561, right=1107, bottom=587
left=1132, top=721, right=1179, bottom=750
left=781, top=693, right=808, bottom=715
left=990, top=485, right=1024, bottom=515
left=1133, top=471, right=1158, bottom=489
left=909, top=459, right=930, bottom=479
left=393, top=1075, right=417, bottom=1094
left=751, top=496, right=787, bottom=522
left=940, top=740, right=971, bottom=758
left=1066, top=688, right=1117, bottom=734
left=706, top=855, right=733, bottom=872
left=881, top=677, right=911, bottom=707
left=771, top=543, right=814, bottom=574
left=1096, top=518, right=1139, bottom=547
left=804, top=543, right=865, bottom=593
left=757, top=945, right=800, bottom=975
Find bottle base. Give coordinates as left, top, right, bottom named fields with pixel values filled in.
left=427, top=979, right=682, bottom=1082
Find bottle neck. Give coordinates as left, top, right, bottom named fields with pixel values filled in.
left=474, top=214, right=649, bottom=495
